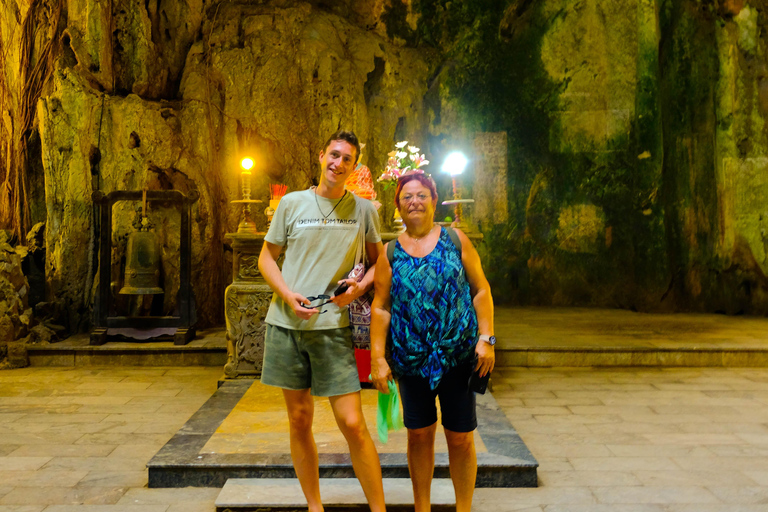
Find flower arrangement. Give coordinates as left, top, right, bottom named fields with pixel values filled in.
left=377, top=141, right=429, bottom=191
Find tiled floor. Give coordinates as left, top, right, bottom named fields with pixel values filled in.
left=2, top=366, right=768, bottom=510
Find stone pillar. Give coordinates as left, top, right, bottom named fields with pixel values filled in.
left=223, top=233, right=272, bottom=378
left=473, top=131, right=509, bottom=229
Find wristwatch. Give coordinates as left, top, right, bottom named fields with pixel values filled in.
left=479, top=334, right=496, bottom=346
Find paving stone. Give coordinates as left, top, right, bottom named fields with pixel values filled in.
left=0, top=447, right=19, bottom=457
left=706, top=486, right=768, bottom=504
left=0, top=458, right=51, bottom=470
left=0, top=469, right=88, bottom=487
left=634, top=469, right=760, bottom=487
left=569, top=456, right=679, bottom=471
left=74, top=433, right=172, bottom=446
left=43, top=506, right=166, bottom=512
left=530, top=444, right=613, bottom=458
left=13, top=414, right=109, bottom=424
left=673, top=455, right=768, bottom=472
left=47, top=396, right=133, bottom=406
left=167, top=503, right=217, bottom=512
left=117, top=487, right=220, bottom=505
left=537, top=470, right=641, bottom=487
left=42, top=457, right=148, bottom=472
left=107, top=444, right=164, bottom=460
left=606, top=444, right=714, bottom=458
left=665, top=506, right=768, bottom=512
left=544, top=506, right=666, bottom=512
left=472, top=487, right=596, bottom=508
left=676, top=422, right=768, bottom=434
left=77, top=471, right=148, bottom=488
left=0, top=486, right=127, bottom=506
left=591, top=486, right=720, bottom=504
left=40, top=422, right=138, bottom=435
left=0, top=433, right=83, bottom=445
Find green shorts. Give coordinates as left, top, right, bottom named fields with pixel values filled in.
left=261, top=324, right=361, bottom=397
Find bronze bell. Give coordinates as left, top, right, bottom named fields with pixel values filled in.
left=119, top=225, right=163, bottom=295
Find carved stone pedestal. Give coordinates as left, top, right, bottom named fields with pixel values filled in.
left=224, top=233, right=272, bottom=378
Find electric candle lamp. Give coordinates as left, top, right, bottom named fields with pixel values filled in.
left=233, top=156, right=262, bottom=234
left=441, top=151, right=474, bottom=230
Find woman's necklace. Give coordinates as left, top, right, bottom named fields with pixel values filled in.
left=314, top=188, right=347, bottom=225
left=408, top=224, right=436, bottom=243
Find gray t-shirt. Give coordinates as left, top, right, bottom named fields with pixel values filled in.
left=264, top=188, right=382, bottom=330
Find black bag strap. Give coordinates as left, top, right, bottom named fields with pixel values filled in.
left=387, top=226, right=462, bottom=264
left=386, top=239, right=396, bottom=262
left=444, top=226, right=462, bottom=253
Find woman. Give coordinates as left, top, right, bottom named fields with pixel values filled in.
left=370, top=173, right=495, bottom=512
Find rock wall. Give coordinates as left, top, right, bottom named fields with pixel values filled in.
left=3, top=0, right=768, bottom=342
left=34, top=1, right=431, bottom=330
left=390, top=0, right=768, bottom=314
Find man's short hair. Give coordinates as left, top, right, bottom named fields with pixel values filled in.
left=323, top=130, right=361, bottom=163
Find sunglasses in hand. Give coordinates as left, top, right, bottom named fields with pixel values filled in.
left=300, top=283, right=351, bottom=313
left=301, top=294, right=333, bottom=313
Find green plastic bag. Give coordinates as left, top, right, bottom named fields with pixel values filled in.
left=376, top=380, right=405, bottom=443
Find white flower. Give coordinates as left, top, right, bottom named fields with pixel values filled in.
left=396, top=151, right=407, bottom=159
left=408, top=146, right=420, bottom=154
left=395, top=141, right=408, bottom=148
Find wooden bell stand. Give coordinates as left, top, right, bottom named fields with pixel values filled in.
left=90, top=189, right=199, bottom=346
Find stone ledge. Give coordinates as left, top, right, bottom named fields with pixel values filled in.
left=496, top=348, right=768, bottom=367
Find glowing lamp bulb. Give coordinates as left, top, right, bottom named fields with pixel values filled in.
left=442, top=152, right=468, bottom=176
left=241, top=158, right=254, bottom=171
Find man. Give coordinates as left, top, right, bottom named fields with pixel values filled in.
left=258, top=130, right=386, bottom=512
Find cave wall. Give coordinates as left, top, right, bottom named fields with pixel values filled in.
left=385, top=0, right=768, bottom=314
left=33, top=1, right=431, bottom=329
left=2, top=0, right=768, bottom=338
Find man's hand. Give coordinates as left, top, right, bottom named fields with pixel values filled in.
left=330, top=278, right=363, bottom=308
left=474, top=340, right=495, bottom=378
left=371, top=356, right=393, bottom=394
left=287, top=292, right=319, bottom=320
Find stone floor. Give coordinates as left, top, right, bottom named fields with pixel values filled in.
left=2, top=308, right=768, bottom=511
left=5, top=366, right=768, bottom=510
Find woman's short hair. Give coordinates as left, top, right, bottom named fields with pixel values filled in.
left=394, top=173, right=438, bottom=209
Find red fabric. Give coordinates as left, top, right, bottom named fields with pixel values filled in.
left=355, top=348, right=371, bottom=383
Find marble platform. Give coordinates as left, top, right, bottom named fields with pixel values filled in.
left=215, top=478, right=456, bottom=511
left=147, top=379, right=538, bottom=489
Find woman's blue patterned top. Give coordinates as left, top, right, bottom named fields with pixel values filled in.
left=389, top=227, right=478, bottom=389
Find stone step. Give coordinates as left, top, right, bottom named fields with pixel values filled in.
left=496, top=346, right=768, bottom=367
left=215, top=478, right=456, bottom=512
left=27, top=329, right=227, bottom=367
